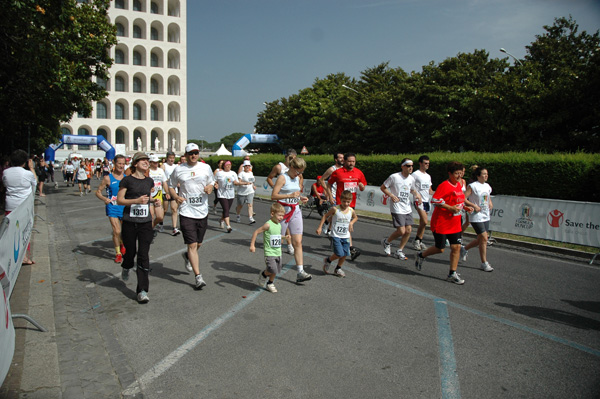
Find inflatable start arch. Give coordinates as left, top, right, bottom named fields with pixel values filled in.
left=232, top=134, right=279, bottom=157
left=44, top=134, right=116, bottom=161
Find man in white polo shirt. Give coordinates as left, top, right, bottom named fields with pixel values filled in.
left=168, top=143, right=215, bottom=289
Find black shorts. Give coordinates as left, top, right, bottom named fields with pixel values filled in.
left=179, top=215, right=208, bottom=244
left=432, top=231, right=463, bottom=249
left=470, top=221, right=490, bottom=235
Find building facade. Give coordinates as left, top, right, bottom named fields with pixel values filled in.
left=61, top=0, right=187, bottom=155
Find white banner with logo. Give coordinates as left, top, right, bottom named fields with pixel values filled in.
left=254, top=177, right=599, bottom=248
left=0, top=192, right=35, bottom=386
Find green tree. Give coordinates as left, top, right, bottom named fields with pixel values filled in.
left=0, top=0, right=117, bottom=154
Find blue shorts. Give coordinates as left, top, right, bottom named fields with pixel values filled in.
left=331, top=237, right=350, bottom=257
left=106, top=204, right=124, bottom=218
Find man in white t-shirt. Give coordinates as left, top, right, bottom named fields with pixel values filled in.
left=380, top=158, right=422, bottom=261
left=168, top=143, right=215, bottom=289
left=412, top=155, right=435, bottom=250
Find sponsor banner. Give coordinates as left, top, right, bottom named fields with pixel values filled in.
left=255, top=177, right=599, bottom=247
left=0, top=192, right=34, bottom=386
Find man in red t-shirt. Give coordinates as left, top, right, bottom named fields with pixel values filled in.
left=326, top=153, right=367, bottom=260
left=414, top=161, right=474, bottom=285
left=326, top=153, right=366, bottom=208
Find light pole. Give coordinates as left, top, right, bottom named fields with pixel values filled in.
left=199, top=136, right=204, bottom=152
left=500, top=48, right=524, bottom=67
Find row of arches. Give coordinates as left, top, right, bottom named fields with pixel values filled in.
left=114, top=0, right=181, bottom=17
left=97, top=73, right=180, bottom=96
left=114, top=18, right=181, bottom=43
left=61, top=127, right=183, bottom=152
left=93, top=100, right=181, bottom=122
left=114, top=45, right=181, bottom=69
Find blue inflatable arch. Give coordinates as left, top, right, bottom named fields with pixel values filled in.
left=232, top=134, right=279, bottom=157
left=44, top=134, right=116, bottom=161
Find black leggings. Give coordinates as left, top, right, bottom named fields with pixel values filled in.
left=121, top=220, right=153, bottom=293
left=219, top=197, right=234, bottom=218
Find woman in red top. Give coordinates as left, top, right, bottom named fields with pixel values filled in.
left=414, top=161, right=474, bottom=284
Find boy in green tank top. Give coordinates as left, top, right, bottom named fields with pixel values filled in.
left=250, top=203, right=289, bottom=293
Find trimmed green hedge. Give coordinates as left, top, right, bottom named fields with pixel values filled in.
left=203, top=152, right=600, bottom=202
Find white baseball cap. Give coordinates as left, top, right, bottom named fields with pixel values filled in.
left=149, top=154, right=159, bottom=162
left=243, top=160, right=251, bottom=166
left=185, top=143, right=199, bottom=153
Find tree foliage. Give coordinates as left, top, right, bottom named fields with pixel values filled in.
left=0, top=0, right=116, bottom=154
left=254, top=16, right=599, bottom=154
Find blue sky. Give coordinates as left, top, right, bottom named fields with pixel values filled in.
left=186, top=0, right=600, bottom=143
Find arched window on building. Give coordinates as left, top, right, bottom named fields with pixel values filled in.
left=116, top=23, right=125, bottom=37
left=133, top=51, right=142, bottom=66
left=133, top=103, right=142, bottom=120
left=133, top=25, right=142, bottom=38
left=151, top=104, right=159, bottom=121
left=115, top=0, right=125, bottom=9
left=116, top=129, right=125, bottom=144
left=151, top=78, right=159, bottom=94
left=133, top=77, right=142, bottom=93
left=115, top=76, right=125, bottom=92
left=115, top=103, right=126, bottom=120
left=133, top=0, right=142, bottom=11
left=151, top=2, right=159, bottom=14
left=151, top=52, right=159, bottom=67
left=151, top=27, right=159, bottom=40
left=96, top=102, right=107, bottom=119
left=115, top=49, right=125, bottom=64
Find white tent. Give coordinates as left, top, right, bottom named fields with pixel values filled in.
left=215, top=143, right=232, bottom=156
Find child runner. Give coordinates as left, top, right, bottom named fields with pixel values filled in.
left=316, top=190, right=357, bottom=277
left=250, top=203, right=289, bottom=293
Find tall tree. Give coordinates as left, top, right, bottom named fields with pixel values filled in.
left=0, top=0, right=116, bottom=154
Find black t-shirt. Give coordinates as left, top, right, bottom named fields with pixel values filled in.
left=120, top=175, right=154, bottom=223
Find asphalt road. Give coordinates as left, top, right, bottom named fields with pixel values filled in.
left=11, top=180, right=600, bottom=398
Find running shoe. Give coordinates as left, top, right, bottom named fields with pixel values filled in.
left=220, top=220, right=225, bottom=229
left=415, top=252, right=424, bottom=271
left=258, top=271, right=267, bottom=287
left=334, top=268, right=346, bottom=278
left=287, top=244, right=295, bottom=255
left=120, top=244, right=126, bottom=255
left=382, top=239, right=392, bottom=256
left=226, top=226, right=232, bottom=233
left=447, top=272, right=465, bottom=285
left=322, top=257, right=331, bottom=274
left=121, top=267, right=129, bottom=281
left=350, top=246, right=361, bottom=261
left=392, top=249, right=407, bottom=260
left=195, top=274, right=207, bottom=289
left=296, top=271, right=312, bottom=283
left=419, top=241, right=428, bottom=251
left=236, top=214, right=241, bottom=223
left=413, top=240, right=423, bottom=251
left=481, top=261, right=494, bottom=272
left=157, top=223, right=164, bottom=233
left=172, top=227, right=181, bottom=236
left=114, top=254, right=122, bottom=263
left=460, top=246, right=468, bottom=262
left=266, top=283, right=278, bottom=293
left=181, top=252, right=193, bottom=272
left=137, top=290, right=149, bottom=303
left=249, top=217, right=256, bottom=224
left=80, top=192, right=83, bottom=197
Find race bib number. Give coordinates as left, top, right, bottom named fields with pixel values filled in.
left=270, top=234, right=282, bottom=248
left=130, top=204, right=149, bottom=218
left=344, top=182, right=358, bottom=193
left=110, top=195, right=118, bottom=206
left=334, top=221, right=349, bottom=235
left=187, top=193, right=205, bottom=207
left=151, top=181, right=162, bottom=197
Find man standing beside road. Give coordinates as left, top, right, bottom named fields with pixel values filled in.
left=326, top=153, right=367, bottom=260
left=380, top=158, right=422, bottom=261
left=168, top=143, right=215, bottom=290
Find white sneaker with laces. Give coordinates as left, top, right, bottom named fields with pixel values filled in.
left=137, top=290, right=149, bottom=303
left=266, top=283, right=278, bottom=293
left=236, top=215, right=241, bottom=223
left=334, top=268, right=346, bottom=278
left=249, top=217, right=256, bottom=224
left=420, top=241, right=428, bottom=251
left=447, top=272, right=465, bottom=285
left=382, top=238, right=391, bottom=256
left=481, top=261, right=494, bottom=272
left=322, top=257, right=331, bottom=274
left=220, top=221, right=225, bottom=229
left=195, top=274, right=207, bottom=289
left=413, top=241, right=422, bottom=251
left=287, top=244, right=295, bottom=255
left=296, top=270, right=312, bottom=283
left=181, top=252, right=193, bottom=272
left=393, top=249, right=407, bottom=260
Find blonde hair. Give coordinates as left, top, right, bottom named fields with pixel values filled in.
left=271, top=202, right=285, bottom=214
left=289, top=157, right=306, bottom=171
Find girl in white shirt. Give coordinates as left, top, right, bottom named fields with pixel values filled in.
left=460, top=167, right=494, bottom=272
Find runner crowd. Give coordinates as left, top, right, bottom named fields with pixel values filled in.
left=1, top=146, right=494, bottom=303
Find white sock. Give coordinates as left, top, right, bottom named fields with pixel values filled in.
left=297, top=265, right=304, bottom=273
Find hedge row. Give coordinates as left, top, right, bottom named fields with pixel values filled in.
left=202, top=152, right=600, bottom=203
